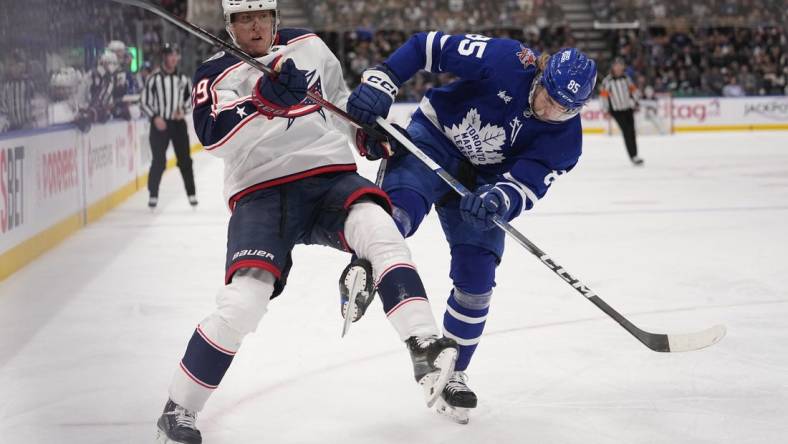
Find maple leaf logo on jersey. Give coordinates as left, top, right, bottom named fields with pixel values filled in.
left=517, top=46, right=536, bottom=69
left=443, top=108, right=506, bottom=165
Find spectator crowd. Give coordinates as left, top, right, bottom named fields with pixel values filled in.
left=0, top=0, right=196, bottom=134
left=1, top=0, right=786, bottom=135
left=609, top=25, right=786, bottom=97
left=314, top=0, right=572, bottom=97
left=592, top=0, right=787, bottom=28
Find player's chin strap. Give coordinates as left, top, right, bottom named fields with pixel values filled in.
left=111, top=0, right=725, bottom=353
left=374, top=118, right=726, bottom=353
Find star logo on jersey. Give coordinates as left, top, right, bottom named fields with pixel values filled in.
left=443, top=108, right=506, bottom=165
left=517, top=46, right=536, bottom=69
left=236, top=106, right=248, bottom=118
left=498, top=90, right=512, bottom=104
left=284, top=69, right=326, bottom=129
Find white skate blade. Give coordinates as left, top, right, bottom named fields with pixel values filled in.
left=419, top=347, right=458, bottom=407
left=435, top=397, right=470, bottom=424
left=156, top=427, right=174, bottom=443
left=340, top=267, right=365, bottom=337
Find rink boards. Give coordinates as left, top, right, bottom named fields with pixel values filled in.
left=2, top=95, right=787, bottom=281
left=0, top=119, right=201, bottom=280
left=387, top=96, right=788, bottom=133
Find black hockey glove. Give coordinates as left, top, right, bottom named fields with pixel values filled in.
left=354, top=123, right=409, bottom=161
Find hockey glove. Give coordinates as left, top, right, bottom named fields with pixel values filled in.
left=459, top=184, right=516, bottom=231
left=347, top=65, right=400, bottom=125
left=255, top=58, right=309, bottom=110
left=354, top=123, right=409, bottom=161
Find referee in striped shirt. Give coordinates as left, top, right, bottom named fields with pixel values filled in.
left=141, top=43, right=197, bottom=208
left=600, top=58, right=643, bottom=166
left=0, top=51, right=34, bottom=132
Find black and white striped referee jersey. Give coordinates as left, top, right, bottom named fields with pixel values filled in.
left=600, top=74, right=639, bottom=112
left=0, top=78, right=34, bottom=130
left=141, top=69, right=192, bottom=120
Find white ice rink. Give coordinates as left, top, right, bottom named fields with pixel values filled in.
left=2, top=131, right=787, bottom=443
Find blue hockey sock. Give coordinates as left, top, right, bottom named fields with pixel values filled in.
left=443, top=288, right=491, bottom=371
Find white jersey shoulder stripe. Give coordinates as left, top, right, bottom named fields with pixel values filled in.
left=425, top=31, right=437, bottom=72
left=287, top=33, right=318, bottom=45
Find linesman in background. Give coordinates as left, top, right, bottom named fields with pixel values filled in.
left=141, top=43, right=197, bottom=209
left=600, top=58, right=643, bottom=166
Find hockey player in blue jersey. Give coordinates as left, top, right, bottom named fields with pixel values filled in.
left=343, top=32, right=597, bottom=423
left=154, top=2, right=459, bottom=442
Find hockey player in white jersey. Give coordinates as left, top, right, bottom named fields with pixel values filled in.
left=155, top=1, right=458, bottom=443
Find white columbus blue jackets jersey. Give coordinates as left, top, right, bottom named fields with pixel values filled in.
left=192, top=29, right=356, bottom=208
left=384, top=32, right=583, bottom=216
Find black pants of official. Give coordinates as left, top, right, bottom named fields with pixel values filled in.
left=148, top=118, right=196, bottom=198
left=610, top=109, right=639, bottom=159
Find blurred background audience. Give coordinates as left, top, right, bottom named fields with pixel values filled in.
left=1, top=0, right=785, bottom=134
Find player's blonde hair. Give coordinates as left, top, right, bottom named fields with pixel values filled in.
left=537, top=53, right=550, bottom=72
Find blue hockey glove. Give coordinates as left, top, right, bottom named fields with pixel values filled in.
left=459, top=185, right=515, bottom=231
left=347, top=65, right=400, bottom=125
left=355, top=123, right=409, bottom=161
left=256, top=58, right=308, bottom=109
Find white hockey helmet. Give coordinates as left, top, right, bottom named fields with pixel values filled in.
left=50, top=67, right=81, bottom=99
left=99, top=50, right=119, bottom=73
left=107, top=40, right=126, bottom=53
left=222, top=0, right=279, bottom=26
left=223, top=0, right=279, bottom=49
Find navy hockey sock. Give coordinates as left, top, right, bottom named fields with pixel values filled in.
left=377, top=264, right=439, bottom=340
left=179, top=326, right=236, bottom=390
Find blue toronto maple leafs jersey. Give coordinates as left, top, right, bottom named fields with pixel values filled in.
left=383, top=32, right=583, bottom=216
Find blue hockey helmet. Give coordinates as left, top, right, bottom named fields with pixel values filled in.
left=530, top=48, right=597, bottom=123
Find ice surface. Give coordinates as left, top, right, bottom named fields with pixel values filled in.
left=2, top=132, right=787, bottom=443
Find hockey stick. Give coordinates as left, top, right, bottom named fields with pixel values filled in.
left=374, top=119, right=726, bottom=353
left=375, top=159, right=388, bottom=186
left=110, top=0, right=389, bottom=142
left=116, top=0, right=725, bottom=352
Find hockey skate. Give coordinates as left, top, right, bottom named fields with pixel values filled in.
left=405, top=336, right=459, bottom=407
left=435, top=371, right=477, bottom=424
left=156, top=399, right=202, bottom=444
left=338, top=258, right=376, bottom=337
